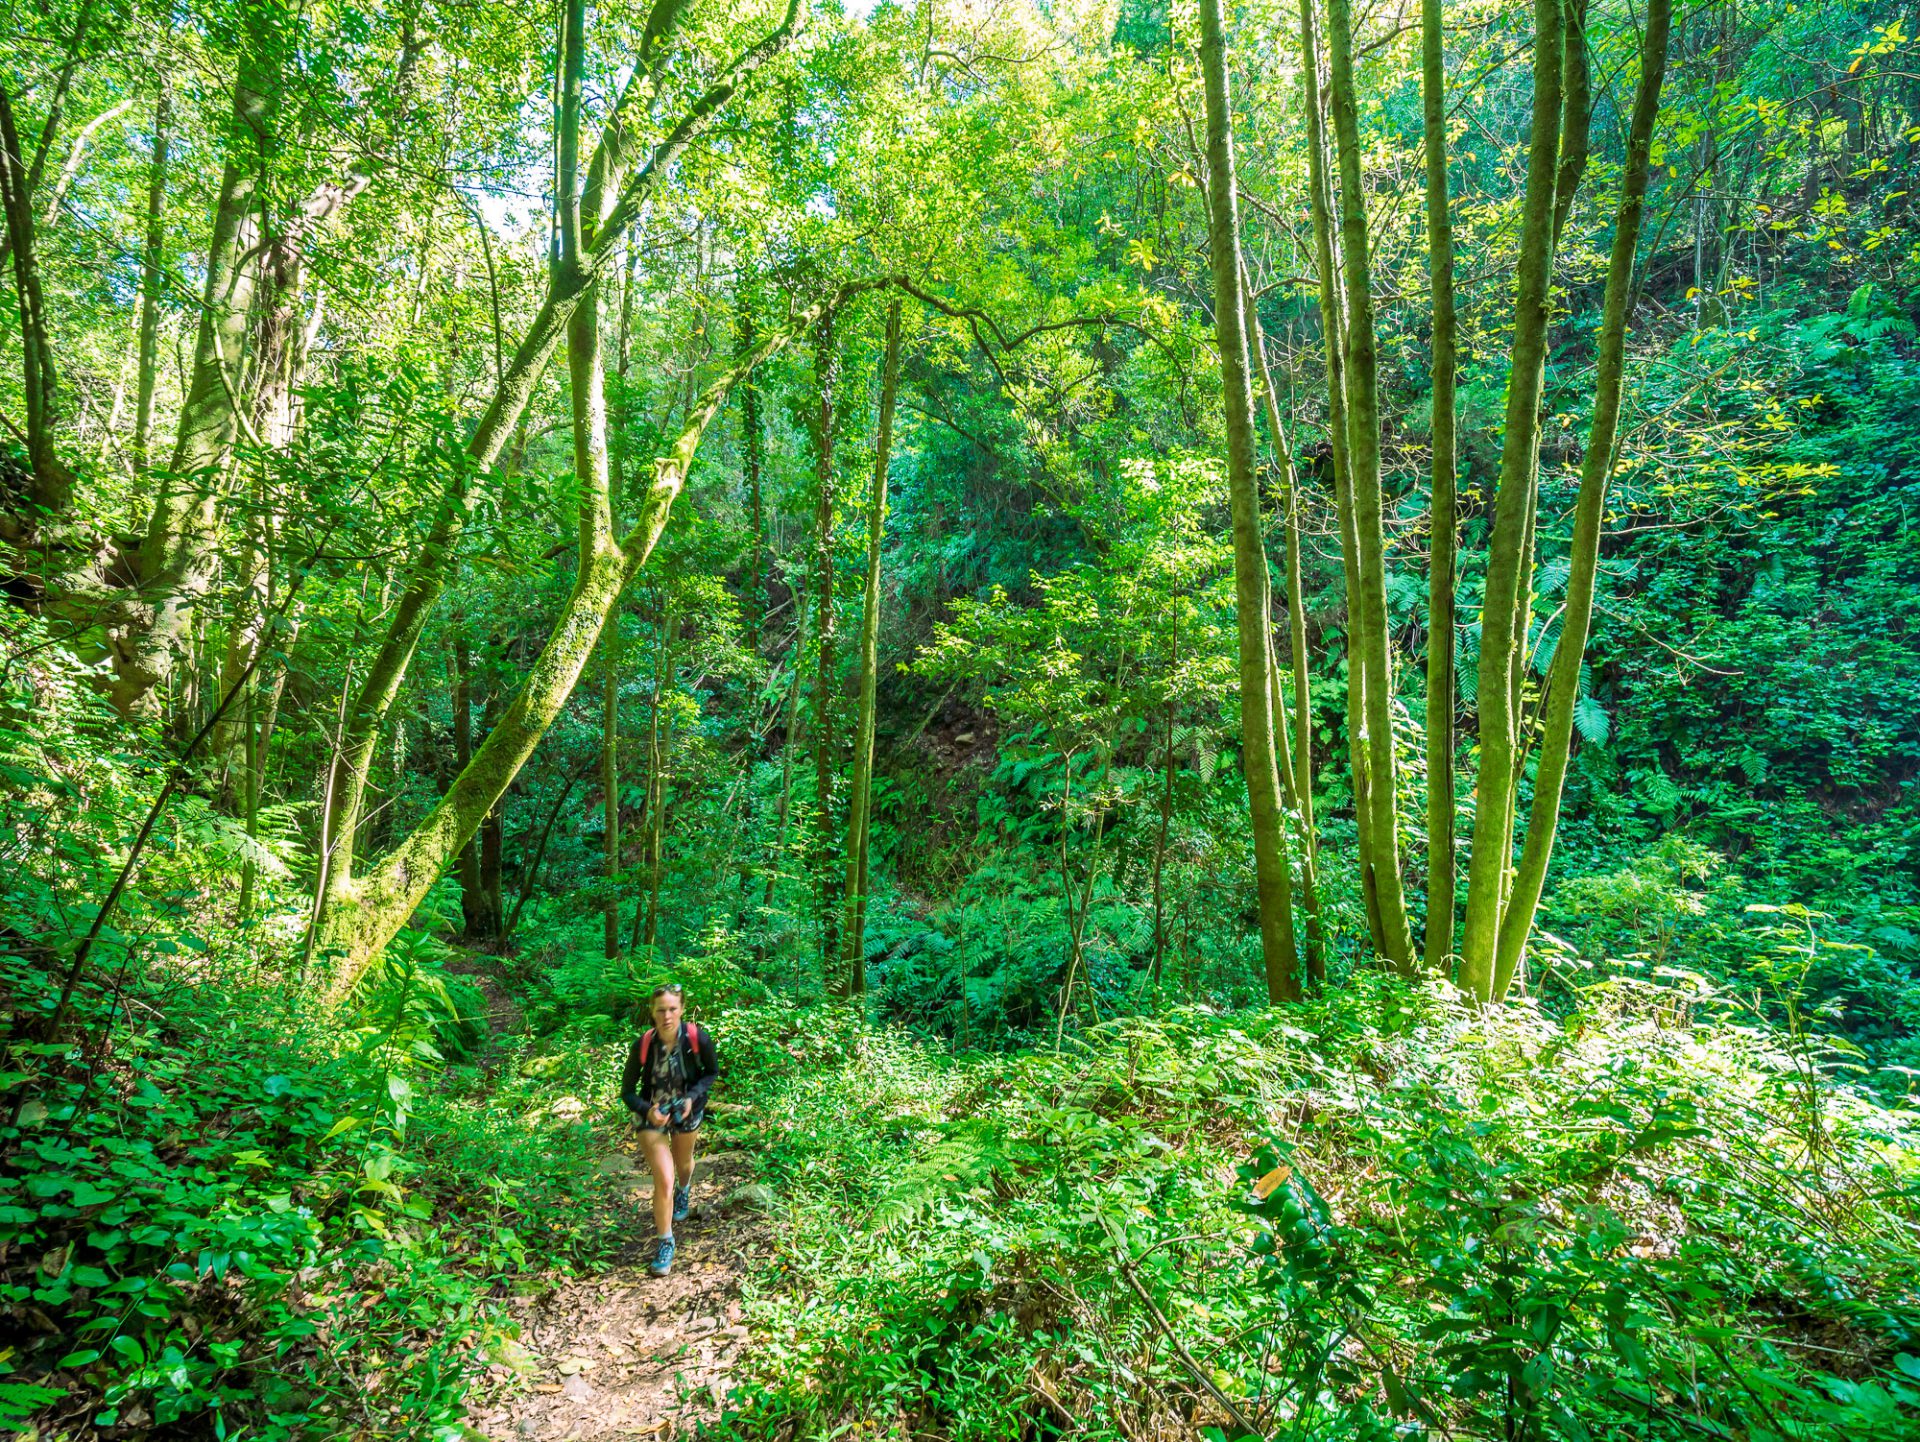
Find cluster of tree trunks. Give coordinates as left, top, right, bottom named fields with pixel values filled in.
left=1198, top=0, right=1673, bottom=1002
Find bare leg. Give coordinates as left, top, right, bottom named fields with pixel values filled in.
left=672, top=1130, right=697, bottom=1195
left=638, top=1127, right=676, bottom=1236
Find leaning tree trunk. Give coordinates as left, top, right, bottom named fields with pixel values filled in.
left=841, top=300, right=902, bottom=996
left=1456, top=0, right=1567, bottom=1002
left=1489, top=0, right=1670, bottom=1001
left=314, top=281, right=866, bottom=999
left=1199, top=0, right=1301, bottom=1003
left=313, top=0, right=804, bottom=915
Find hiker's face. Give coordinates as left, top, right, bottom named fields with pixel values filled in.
left=651, top=992, right=683, bottom=1031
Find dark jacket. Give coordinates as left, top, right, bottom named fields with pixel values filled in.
left=619, top=1021, right=719, bottom=1121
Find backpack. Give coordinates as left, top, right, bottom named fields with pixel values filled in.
left=637, top=1021, right=704, bottom=1071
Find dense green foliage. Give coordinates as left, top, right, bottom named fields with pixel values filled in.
left=2, top=0, right=1918, bottom=1434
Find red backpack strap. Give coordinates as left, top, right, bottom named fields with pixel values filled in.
left=685, top=1022, right=702, bottom=1062
left=638, top=1030, right=653, bottom=1067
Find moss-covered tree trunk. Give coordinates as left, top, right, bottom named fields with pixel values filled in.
left=1421, top=0, right=1460, bottom=974
left=811, top=316, right=842, bottom=979
left=1246, top=283, right=1325, bottom=981
left=110, top=14, right=280, bottom=714
left=1199, top=0, right=1301, bottom=1004
left=1456, top=0, right=1566, bottom=1002
left=1296, top=0, right=1387, bottom=958
left=310, top=0, right=803, bottom=889
left=1326, top=0, right=1418, bottom=974
left=1490, top=0, right=1670, bottom=1000
left=841, top=301, right=902, bottom=996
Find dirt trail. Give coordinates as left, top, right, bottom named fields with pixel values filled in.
left=469, top=1133, right=771, bottom=1441
left=439, top=951, right=527, bottom=1067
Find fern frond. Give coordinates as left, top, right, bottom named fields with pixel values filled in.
left=1573, top=696, right=1611, bottom=746
left=871, top=1118, right=1025, bottom=1231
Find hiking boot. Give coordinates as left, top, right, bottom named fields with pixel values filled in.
left=649, top=1234, right=676, bottom=1277
left=672, top=1182, right=691, bottom=1222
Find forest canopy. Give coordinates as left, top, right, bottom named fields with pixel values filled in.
left=1, top=0, right=1917, bottom=1435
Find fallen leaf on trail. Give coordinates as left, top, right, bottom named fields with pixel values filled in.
left=1253, top=1165, right=1292, bottom=1199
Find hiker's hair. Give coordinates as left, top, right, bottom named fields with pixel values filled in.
left=651, top=984, right=684, bottom=1000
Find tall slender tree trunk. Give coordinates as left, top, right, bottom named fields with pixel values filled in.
left=841, top=301, right=902, bottom=996
left=1296, top=0, right=1386, bottom=958
left=1489, top=0, right=1669, bottom=1000
left=1246, top=283, right=1325, bottom=981
left=1421, top=0, right=1460, bottom=974
left=479, top=783, right=506, bottom=937
left=810, top=316, right=842, bottom=978
left=642, top=695, right=674, bottom=951
left=1326, top=0, right=1417, bottom=973
left=602, top=608, right=623, bottom=958
left=762, top=594, right=806, bottom=947
left=452, top=628, right=487, bottom=938
left=634, top=597, right=676, bottom=951
left=0, top=86, right=73, bottom=519
left=132, top=78, right=171, bottom=477
left=1457, top=0, right=1568, bottom=1002
left=603, top=238, right=635, bottom=959
left=1151, top=615, right=1178, bottom=982
left=1199, top=0, right=1301, bottom=1004
left=739, top=309, right=768, bottom=652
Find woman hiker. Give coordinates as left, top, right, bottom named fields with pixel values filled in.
left=620, top=983, right=719, bottom=1276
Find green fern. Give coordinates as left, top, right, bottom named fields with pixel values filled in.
left=870, top=1117, right=1030, bottom=1230
left=1573, top=697, right=1611, bottom=746
left=1169, top=724, right=1220, bottom=785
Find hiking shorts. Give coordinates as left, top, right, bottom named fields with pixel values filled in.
left=633, top=1099, right=704, bottom=1136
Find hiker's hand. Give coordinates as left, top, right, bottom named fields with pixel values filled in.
left=648, top=1105, right=668, bottom=1127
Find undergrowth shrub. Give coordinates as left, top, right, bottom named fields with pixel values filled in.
left=713, top=972, right=1920, bottom=1441
left=0, top=947, right=620, bottom=1438
left=0, top=626, right=622, bottom=1438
